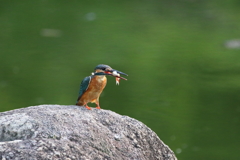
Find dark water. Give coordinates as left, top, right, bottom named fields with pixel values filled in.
left=1, top=1, right=240, bottom=159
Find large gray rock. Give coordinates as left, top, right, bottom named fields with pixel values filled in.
left=0, top=105, right=177, bottom=160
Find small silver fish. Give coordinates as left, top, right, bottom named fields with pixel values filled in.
left=112, top=71, right=120, bottom=85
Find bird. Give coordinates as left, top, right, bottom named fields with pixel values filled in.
left=76, top=64, right=128, bottom=110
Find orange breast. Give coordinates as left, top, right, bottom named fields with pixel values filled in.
left=79, top=76, right=107, bottom=104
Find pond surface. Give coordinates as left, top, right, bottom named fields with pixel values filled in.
left=1, top=1, right=240, bottom=159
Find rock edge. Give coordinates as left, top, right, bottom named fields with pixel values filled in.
left=0, top=105, right=177, bottom=160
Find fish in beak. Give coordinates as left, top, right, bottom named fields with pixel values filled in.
left=104, top=69, right=128, bottom=85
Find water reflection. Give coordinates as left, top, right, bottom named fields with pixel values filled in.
left=1, top=1, right=240, bottom=160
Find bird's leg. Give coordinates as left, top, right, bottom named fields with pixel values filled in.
left=95, top=103, right=101, bottom=109
left=86, top=105, right=91, bottom=110
left=84, top=103, right=91, bottom=110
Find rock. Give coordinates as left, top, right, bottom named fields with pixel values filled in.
left=224, top=39, right=240, bottom=49
left=0, top=105, right=177, bottom=160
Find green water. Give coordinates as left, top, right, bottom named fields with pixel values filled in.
left=1, top=1, right=240, bottom=159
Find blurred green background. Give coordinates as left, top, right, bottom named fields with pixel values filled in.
left=1, top=0, right=240, bottom=159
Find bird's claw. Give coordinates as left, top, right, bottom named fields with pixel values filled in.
left=85, top=105, right=91, bottom=110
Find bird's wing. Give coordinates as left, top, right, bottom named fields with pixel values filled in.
left=77, top=76, right=92, bottom=101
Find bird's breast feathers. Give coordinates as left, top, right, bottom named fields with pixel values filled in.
left=89, top=75, right=107, bottom=91
left=96, top=75, right=106, bottom=83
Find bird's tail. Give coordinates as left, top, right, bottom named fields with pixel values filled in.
left=76, top=100, right=84, bottom=106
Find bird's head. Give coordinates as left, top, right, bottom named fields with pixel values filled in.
left=94, top=64, right=128, bottom=83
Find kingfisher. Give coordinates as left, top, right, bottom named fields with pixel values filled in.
left=76, top=64, right=128, bottom=110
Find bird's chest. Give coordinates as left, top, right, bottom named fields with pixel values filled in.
left=89, top=76, right=107, bottom=92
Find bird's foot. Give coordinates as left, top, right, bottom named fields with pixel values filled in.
left=85, top=105, right=91, bottom=110
left=96, top=106, right=101, bottom=109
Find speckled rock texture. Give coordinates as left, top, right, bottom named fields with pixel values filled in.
left=0, top=105, right=177, bottom=160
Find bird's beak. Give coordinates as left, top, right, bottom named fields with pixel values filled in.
left=111, top=69, right=128, bottom=80
left=104, top=69, right=128, bottom=80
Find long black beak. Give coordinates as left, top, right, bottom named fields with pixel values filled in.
left=112, top=69, right=128, bottom=80
left=105, top=69, right=128, bottom=80
left=112, top=69, right=128, bottom=76
left=113, top=69, right=128, bottom=76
